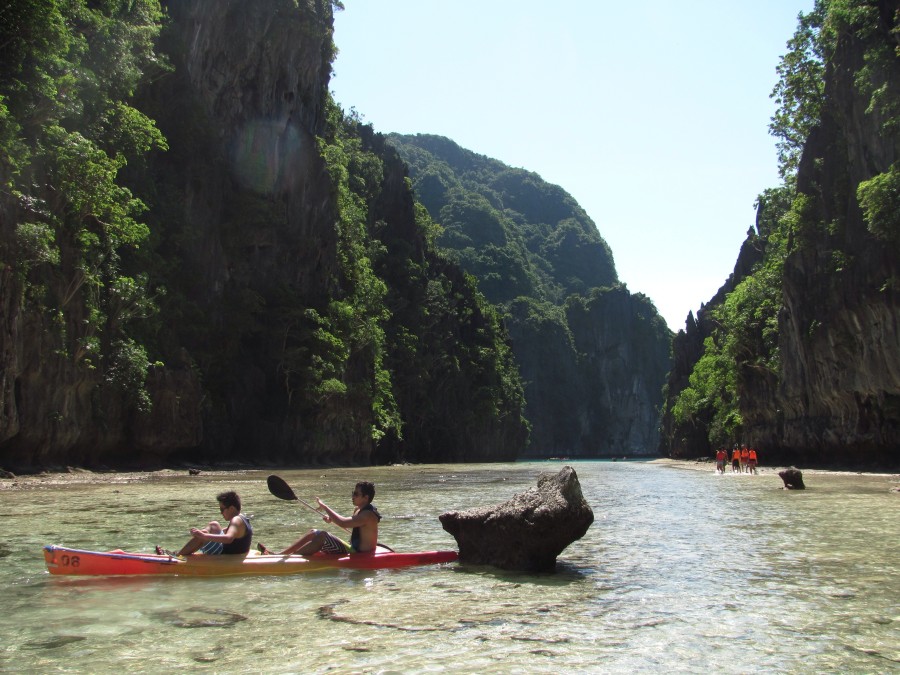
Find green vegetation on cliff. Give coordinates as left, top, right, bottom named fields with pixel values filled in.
left=0, top=0, right=167, bottom=417
left=389, top=134, right=618, bottom=307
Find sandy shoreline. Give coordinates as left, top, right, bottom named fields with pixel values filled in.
left=1, top=458, right=897, bottom=490
left=0, top=466, right=270, bottom=490
left=649, top=457, right=900, bottom=479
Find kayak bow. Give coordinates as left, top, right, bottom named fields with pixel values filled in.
left=43, top=545, right=458, bottom=577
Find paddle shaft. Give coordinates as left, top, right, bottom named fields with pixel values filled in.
left=294, top=495, right=351, bottom=533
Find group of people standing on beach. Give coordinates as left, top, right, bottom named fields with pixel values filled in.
left=715, top=445, right=759, bottom=474
left=154, top=481, right=380, bottom=559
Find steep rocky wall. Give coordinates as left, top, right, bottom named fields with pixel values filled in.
left=0, top=0, right=346, bottom=471
left=514, top=288, right=672, bottom=458
left=662, top=2, right=900, bottom=468
left=759, top=3, right=900, bottom=466
left=151, top=0, right=367, bottom=463
left=0, top=202, right=202, bottom=472
left=565, top=288, right=672, bottom=456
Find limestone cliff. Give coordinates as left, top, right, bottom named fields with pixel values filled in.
left=389, top=135, right=673, bottom=458
left=0, top=0, right=528, bottom=470
left=752, top=2, right=900, bottom=466
left=662, top=1, right=900, bottom=468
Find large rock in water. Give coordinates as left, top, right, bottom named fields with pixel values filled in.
left=779, top=467, right=806, bottom=490
left=439, top=466, right=593, bottom=572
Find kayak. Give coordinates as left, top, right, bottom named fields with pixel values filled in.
left=43, top=544, right=458, bottom=577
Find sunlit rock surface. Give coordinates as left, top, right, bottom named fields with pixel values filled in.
left=439, top=466, right=594, bottom=572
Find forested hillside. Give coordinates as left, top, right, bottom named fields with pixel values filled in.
left=661, top=0, right=900, bottom=468
left=0, top=0, right=528, bottom=471
left=389, top=134, right=673, bottom=458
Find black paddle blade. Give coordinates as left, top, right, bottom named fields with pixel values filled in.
left=267, top=475, right=298, bottom=501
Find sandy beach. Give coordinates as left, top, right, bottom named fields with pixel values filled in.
left=649, top=456, right=900, bottom=482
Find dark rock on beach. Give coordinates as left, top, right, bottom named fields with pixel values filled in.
left=779, top=467, right=806, bottom=490
left=439, top=466, right=594, bottom=572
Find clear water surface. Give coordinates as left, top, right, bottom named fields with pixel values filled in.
left=2, top=461, right=898, bottom=673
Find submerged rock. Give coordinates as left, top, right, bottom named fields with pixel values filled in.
left=779, top=467, right=806, bottom=490
left=439, top=466, right=594, bottom=572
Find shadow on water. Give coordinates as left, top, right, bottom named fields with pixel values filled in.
left=448, top=560, right=590, bottom=585
left=152, top=606, right=248, bottom=628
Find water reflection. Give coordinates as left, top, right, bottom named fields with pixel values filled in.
left=1, top=461, right=898, bottom=673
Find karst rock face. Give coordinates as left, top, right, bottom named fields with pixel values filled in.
left=749, top=8, right=900, bottom=467
left=662, top=7, right=900, bottom=469
left=145, top=1, right=360, bottom=464
left=439, top=466, right=594, bottom=572
left=390, top=134, right=674, bottom=460
left=0, top=1, right=336, bottom=470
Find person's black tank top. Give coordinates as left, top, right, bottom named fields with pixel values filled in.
left=350, top=503, right=381, bottom=551
left=222, top=514, right=253, bottom=554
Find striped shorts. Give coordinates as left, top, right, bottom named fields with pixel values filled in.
left=318, top=531, right=351, bottom=555
left=200, top=541, right=224, bottom=555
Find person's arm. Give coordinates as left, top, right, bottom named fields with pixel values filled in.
left=190, top=515, right=245, bottom=543
left=317, top=499, right=374, bottom=529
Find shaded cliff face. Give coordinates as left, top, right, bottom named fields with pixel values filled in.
left=759, top=3, right=900, bottom=466
left=145, top=0, right=347, bottom=462
left=0, top=0, right=337, bottom=470
left=562, top=289, right=673, bottom=456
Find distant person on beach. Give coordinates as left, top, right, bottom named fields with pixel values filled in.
left=748, top=447, right=759, bottom=474
left=731, top=446, right=741, bottom=473
left=741, top=445, right=751, bottom=473
left=156, top=490, right=252, bottom=557
left=258, top=481, right=381, bottom=556
left=716, top=448, right=727, bottom=474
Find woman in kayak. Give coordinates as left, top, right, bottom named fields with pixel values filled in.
left=156, top=490, right=252, bottom=557
left=258, top=481, right=381, bottom=556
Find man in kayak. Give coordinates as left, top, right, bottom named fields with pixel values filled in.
left=156, top=490, right=253, bottom=557
left=258, top=481, right=381, bottom=556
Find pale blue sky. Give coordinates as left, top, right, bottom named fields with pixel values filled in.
left=329, top=1, right=815, bottom=331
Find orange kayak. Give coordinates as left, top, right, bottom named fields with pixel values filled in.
left=43, top=545, right=458, bottom=577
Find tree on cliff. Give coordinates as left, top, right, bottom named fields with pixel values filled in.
left=0, top=1, right=167, bottom=435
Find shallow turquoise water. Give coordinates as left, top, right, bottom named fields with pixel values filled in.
left=2, top=461, right=899, bottom=673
